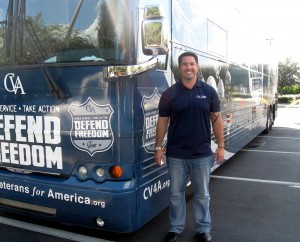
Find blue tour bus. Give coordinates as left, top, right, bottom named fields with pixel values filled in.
left=0, top=0, right=277, bottom=233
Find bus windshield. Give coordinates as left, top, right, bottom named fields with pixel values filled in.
left=0, top=0, right=131, bottom=65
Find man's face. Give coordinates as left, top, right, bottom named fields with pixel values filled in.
left=178, top=56, right=199, bottom=81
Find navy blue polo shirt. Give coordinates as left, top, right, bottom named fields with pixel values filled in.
left=159, top=80, right=220, bottom=159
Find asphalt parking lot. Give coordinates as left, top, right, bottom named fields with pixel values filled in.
left=113, top=104, right=300, bottom=242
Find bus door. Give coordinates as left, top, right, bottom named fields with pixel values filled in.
left=135, top=1, right=172, bottom=228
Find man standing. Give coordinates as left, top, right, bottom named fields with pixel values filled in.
left=155, top=52, right=224, bottom=242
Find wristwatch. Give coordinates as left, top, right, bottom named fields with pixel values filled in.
left=155, top=146, right=162, bottom=151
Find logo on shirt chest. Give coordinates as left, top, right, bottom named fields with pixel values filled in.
left=196, top=95, right=207, bottom=99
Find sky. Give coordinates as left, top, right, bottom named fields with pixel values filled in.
left=206, top=0, right=300, bottom=63
left=235, top=0, right=300, bottom=62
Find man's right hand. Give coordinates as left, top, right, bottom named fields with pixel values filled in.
left=155, top=148, right=166, bottom=166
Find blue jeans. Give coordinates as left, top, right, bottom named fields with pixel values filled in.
left=167, top=156, right=212, bottom=234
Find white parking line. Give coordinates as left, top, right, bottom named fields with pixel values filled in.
left=241, top=149, right=300, bottom=155
left=0, top=216, right=114, bottom=242
left=211, top=175, right=300, bottom=188
left=258, top=135, right=300, bottom=140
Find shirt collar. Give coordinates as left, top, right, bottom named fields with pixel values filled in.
left=178, top=79, right=202, bottom=89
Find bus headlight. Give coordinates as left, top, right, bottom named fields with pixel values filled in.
left=78, top=166, right=88, bottom=180
left=96, top=168, right=105, bottom=178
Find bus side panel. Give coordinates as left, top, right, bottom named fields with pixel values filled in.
left=195, top=55, right=267, bottom=156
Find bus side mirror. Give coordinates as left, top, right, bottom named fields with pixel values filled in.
left=142, top=5, right=168, bottom=56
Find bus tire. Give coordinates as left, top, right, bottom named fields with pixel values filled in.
left=263, top=107, right=273, bottom=134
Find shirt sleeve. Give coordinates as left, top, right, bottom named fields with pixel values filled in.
left=210, top=89, right=221, bottom=113
left=158, top=91, right=171, bottom=117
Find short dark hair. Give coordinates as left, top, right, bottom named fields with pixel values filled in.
left=178, top=52, right=198, bottom=66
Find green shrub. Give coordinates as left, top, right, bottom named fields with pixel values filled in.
left=281, top=85, right=300, bottom=94
left=278, top=94, right=300, bottom=103
left=278, top=96, right=294, bottom=103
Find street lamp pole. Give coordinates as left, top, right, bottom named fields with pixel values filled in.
left=266, top=38, right=274, bottom=46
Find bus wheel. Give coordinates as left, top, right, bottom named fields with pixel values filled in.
left=263, top=108, right=273, bottom=134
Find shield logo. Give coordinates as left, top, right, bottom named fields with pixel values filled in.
left=141, top=88, right=166, bottom=153
left=68, top=97, right=114, bottom=156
